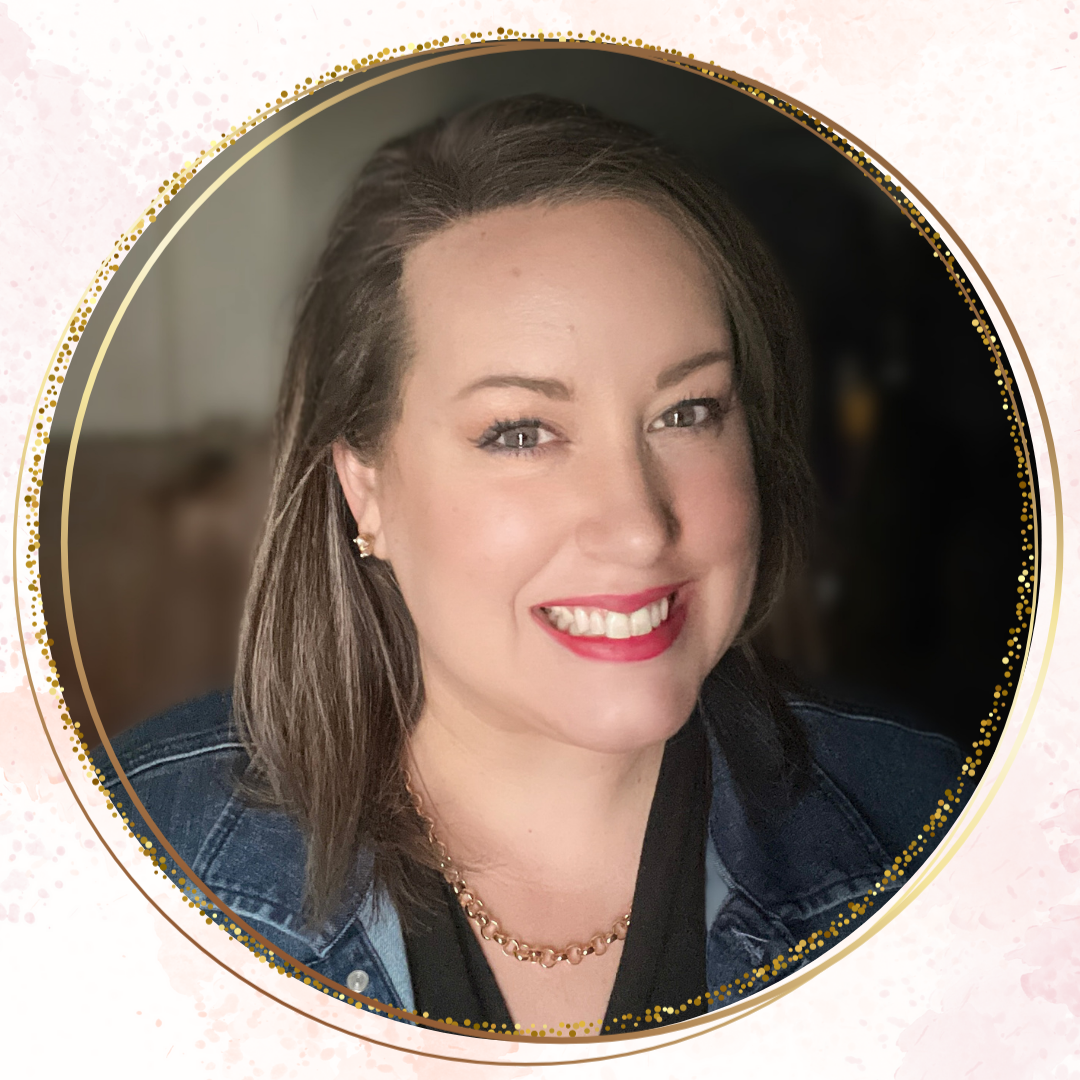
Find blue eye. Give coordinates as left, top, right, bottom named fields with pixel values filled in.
left=476, top=419, right=558, bottom=454
left=647, top=397, right=726, bottom=432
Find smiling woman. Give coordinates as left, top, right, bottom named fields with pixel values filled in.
left=91, top=95, right=961, bottom=1037
left=339, top=197, right=760, bottom=755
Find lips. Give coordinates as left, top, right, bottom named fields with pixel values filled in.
left=532, top=582, right=690, bottom=662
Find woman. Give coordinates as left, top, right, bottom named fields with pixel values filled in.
left=94, top=95, right=960, bottom=1037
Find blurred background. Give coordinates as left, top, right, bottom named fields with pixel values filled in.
left=40, top=46, right=1025, bottom=748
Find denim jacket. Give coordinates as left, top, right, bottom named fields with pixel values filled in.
left=92, top=664, right=960, bottom=1026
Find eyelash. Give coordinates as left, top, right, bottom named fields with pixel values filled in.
left=646, top=397, right=729, bottom=434
left=474, top=417, right=552, bottom=456
left=474, top=397, right=729, bottom=457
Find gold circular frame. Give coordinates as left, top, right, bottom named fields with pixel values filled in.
left=16, top=32, right=1062, bottom=1065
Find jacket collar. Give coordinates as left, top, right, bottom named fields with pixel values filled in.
left=699, top=655, right=893, bottom=928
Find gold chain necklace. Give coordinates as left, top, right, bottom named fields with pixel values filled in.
left=404, top=772, right=631, bottom=969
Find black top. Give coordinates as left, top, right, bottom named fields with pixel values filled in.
left=404, top=714, right=710, bottom=1034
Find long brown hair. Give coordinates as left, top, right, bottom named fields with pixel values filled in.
left=232, top=94, right=815, bottom=927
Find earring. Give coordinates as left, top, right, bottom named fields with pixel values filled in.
left=353, top=534, right=375, bottom=558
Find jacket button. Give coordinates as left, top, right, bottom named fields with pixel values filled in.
left=346, top=969, right=370, bottom=994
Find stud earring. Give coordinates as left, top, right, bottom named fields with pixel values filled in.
left=353, top=534, right=375, bottom=558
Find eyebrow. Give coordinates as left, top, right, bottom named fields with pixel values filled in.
left=454, top=348, right=734, bottom=401
left=455, top=374, right=574, bottom=400
left=654, top=349, right=734, bottom=390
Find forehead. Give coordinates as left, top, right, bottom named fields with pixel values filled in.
left=399, top=199, right=730, bottom=390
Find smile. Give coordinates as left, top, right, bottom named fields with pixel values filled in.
left=539, top=596, right=672, bottom=639
left=531, top=583, right=690, bottom=663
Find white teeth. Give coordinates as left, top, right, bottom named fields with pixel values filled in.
left=542, top=595, right=676, bottom=640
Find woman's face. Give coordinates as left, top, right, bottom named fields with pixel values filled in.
left=339, top=198, right=761, bottom=754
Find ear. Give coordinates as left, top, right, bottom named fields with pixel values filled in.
left=332, top=440, right=388, bottom=559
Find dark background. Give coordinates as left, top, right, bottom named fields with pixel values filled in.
left=40, top=45, right=1025, bottom=748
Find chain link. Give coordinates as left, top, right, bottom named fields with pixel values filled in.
left=405, top=771, right=631, bottom=968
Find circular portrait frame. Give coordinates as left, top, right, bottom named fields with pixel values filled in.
left=17, top=32, right=1061, bottom=1065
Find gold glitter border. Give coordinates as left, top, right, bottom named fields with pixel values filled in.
left=15, top=30, right=1062, bottom=1062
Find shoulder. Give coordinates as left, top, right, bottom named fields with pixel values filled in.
left=787, top=695, right=963, bottom=851
left=702, top=687, right=964, bottom=987
left=701, top=664, right=963, bottom=926
left=696, top=652, right=961, bottom=848
left=95, top=690, right=241, bottom=778
left=90, top=693, right=333, bottom=954
left=90, top=691, right=252, bottom=869
left=89, top=696, right=403, bottom=985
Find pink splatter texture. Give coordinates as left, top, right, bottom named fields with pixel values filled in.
left=1016, top=910, right=1080, bottom=1019
left=1061, top=841, right=1080, bottom=874
left=1008, top=790, right=1080, bottom=1020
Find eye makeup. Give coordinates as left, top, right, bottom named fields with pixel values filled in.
left=473, top=417, right=558, bottom=455
left=473, top=393, right=732, bottom=457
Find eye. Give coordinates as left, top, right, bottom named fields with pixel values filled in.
left=476, top=419, right=559, bottom=454
left=647, top=397, right=726, bottom=433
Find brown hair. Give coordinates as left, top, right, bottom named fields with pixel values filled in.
left=232, top=94, right=815, bottom=927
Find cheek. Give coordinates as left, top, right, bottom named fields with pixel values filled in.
left=670, top=436, right=761, bottom=574
left=455, top=487, right=560, bottom=588
left=381, top=452, right=558, bottom=614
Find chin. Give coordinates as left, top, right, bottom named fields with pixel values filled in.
left=542, top=681, right=702, bottom=754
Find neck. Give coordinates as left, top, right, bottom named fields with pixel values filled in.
left=406, top=690, right=667, bottom=884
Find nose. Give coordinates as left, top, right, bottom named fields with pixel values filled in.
left=573, top=435, right=679, bottom=568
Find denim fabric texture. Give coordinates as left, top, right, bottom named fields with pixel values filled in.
left=91, top=663, right=961, bottom=1024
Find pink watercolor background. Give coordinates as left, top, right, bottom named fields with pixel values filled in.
left=2, top=1, right=1078, bottom=1076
